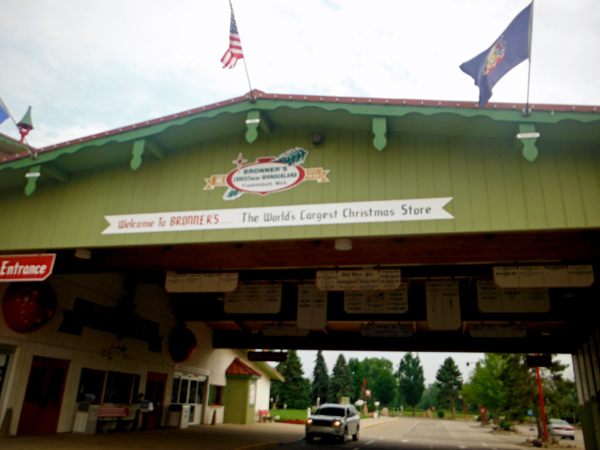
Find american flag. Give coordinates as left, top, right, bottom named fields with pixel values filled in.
left=221, top=7, right=244, bottom=69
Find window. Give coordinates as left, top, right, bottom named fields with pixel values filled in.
left=208, top=384, right=224, bottom=406
left=171, top=375, right=207, bottom=406
left=77, top=368, right=106, bottom=403
left=103, top=371, right=140, bottom=404
left=171, top=377, right=180, bottom=403
left=178, top=379, right=189, bottom=404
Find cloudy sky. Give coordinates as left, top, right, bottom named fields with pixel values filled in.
left=1, top=0, right=599, bottom=148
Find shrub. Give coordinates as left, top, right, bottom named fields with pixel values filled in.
left=502, top=421, right=514, bottom=431
left=437, top=410, right=445, bottom=418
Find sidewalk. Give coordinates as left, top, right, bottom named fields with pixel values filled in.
left=0, top=417, right=393, bottom=450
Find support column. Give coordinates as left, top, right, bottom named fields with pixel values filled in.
left=575, top=330, right=600, bottom=450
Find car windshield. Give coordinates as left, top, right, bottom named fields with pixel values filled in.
left=316, top=407, right=345, bottom=417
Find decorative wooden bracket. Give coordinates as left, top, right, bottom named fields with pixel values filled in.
left=24, top=165, right=41, bottom=196
left=516, top=124, right=540, bottom=162
left=245, top=110, right=272, bottom=144
left=23, top=163, right=70, bottom=196
left=130, top=139, right=146, bottom=171
left=372, top=117, right=387, bottom=151
left=130, top=138, right=166, bottom=170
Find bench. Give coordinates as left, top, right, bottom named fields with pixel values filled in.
left=97, top=407, right=134, bottom=433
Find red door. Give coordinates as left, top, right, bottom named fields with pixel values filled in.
left=17, top=356, right=70, bottom=435
left=143, top=372, right=167, bottom=429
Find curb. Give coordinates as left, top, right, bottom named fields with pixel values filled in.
left=234, top=442, right=280, bottom=450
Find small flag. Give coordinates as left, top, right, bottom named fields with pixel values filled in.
left=460, top=3, right=532, bottom=108
left=221, top=5, right=244, bottom=69
left=0, top=99, right=9, bottom=124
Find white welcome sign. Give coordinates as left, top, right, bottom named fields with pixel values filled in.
left=102, top=198, right=453, bottom=235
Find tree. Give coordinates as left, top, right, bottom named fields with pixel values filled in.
left=436, top=357, right=462, bottom=419
left=418, top=383, right=441, bottom=411
left=328, top=354, right=354, bottom=403
left=271, top=349, right=311, bottom=409
left=311, top=350, right=330, bottom=406
left=397, top=352, right=426, bottom=416
left=349, top=357, right=398, bottom=408
left=461, top=353, right=578, bottom=437
left=461, top=354, right=505, bottom=423
left=372, top=368, right=398, bottom=407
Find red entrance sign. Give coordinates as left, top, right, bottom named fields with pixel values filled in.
left=0, top=254, right=56, bottom=282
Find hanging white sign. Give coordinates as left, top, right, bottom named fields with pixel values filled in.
left=102, top=198, right=453, bottom=235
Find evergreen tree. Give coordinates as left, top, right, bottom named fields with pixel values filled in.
left=271, top=349, right=311, bottom=409
left=435, top=357, right=462, bottom=419
left=418, top=383, right=441, bottom=411
left=311, top=350, right=330, bottom=406
left=397, top=352, right=426, bottom=416
left=328, top=354, right=354, bottom=403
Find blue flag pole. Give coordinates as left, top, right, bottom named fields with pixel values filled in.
left=525, top=0, right=535, bottom=115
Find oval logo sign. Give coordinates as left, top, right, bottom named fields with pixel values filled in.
left=226, top=158, right=306, bottom=196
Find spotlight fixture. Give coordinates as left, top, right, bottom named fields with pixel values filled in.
left=312, top=132, right=324, bottom=146
left=334, top=238, right=352, bottom=251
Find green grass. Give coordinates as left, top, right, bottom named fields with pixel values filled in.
left=270, top=409, right=308, bottom=421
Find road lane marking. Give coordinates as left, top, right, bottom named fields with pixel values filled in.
left=402, top=440, right=410, bottom=443
left=401, top=420, right=422, bottom=437
left=481, top=443, right=488, bottom=447
left=365, top=440, right=375, bottom=446
left=378, top=437, right=384, bottom=440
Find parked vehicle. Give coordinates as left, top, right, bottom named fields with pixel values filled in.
left=547, top=419, right=575, bottom=440
left=305, top=403, right=360, bottom=443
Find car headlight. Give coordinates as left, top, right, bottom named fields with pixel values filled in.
left=306, top=419, right=313, bottom=424
left=333, top=420, right=342, bottom=427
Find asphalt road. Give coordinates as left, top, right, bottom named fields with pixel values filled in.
left=0, top=416, right=583, bottom=450
left=295, top=417, right=584, bottom=450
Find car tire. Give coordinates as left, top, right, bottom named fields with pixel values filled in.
left=353, top=426, right=359, bottom=441
left=306, top=435, right=314, bottom=444
left=339, top=428, right=348, bottom=443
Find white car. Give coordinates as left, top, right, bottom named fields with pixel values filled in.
left=547, top=419, right=575, bottom=440
left=305, top=403, right=360, bottom=443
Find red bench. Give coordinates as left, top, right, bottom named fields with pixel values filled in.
left=97, top=407, right=132, bottom=433
left=98, top=407, right=129, bottom=419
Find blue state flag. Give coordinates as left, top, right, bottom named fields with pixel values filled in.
left=0, top=99, right=9, bottom=124
left=460, top=3, right=532, bottom=108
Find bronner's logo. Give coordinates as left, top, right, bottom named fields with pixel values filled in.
left=204, top=147, right=329, bottom=201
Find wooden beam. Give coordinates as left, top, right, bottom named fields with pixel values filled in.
left=43, top=163, right=70, bottom=183
left=145, top=140, right=166, bottom=160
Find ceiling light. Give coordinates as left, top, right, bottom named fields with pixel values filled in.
left=335, top=239, right=352, bottom=251
left=74, top=248, right=92, bottom=259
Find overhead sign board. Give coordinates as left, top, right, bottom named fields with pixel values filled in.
left=0, top=254, right=56, bottom=282
left=247, top=351, right=288, bottom=362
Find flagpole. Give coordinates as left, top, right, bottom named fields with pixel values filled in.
left=228, top=0, right=255, bottom=103
left=242, top=59, right=256, bottom=103
left=525, top=0, right=534, bottom=116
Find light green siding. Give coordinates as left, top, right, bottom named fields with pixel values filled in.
left=0, top=128, right=599, bottom=251
left=223, top=377, right=255, bottom=424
